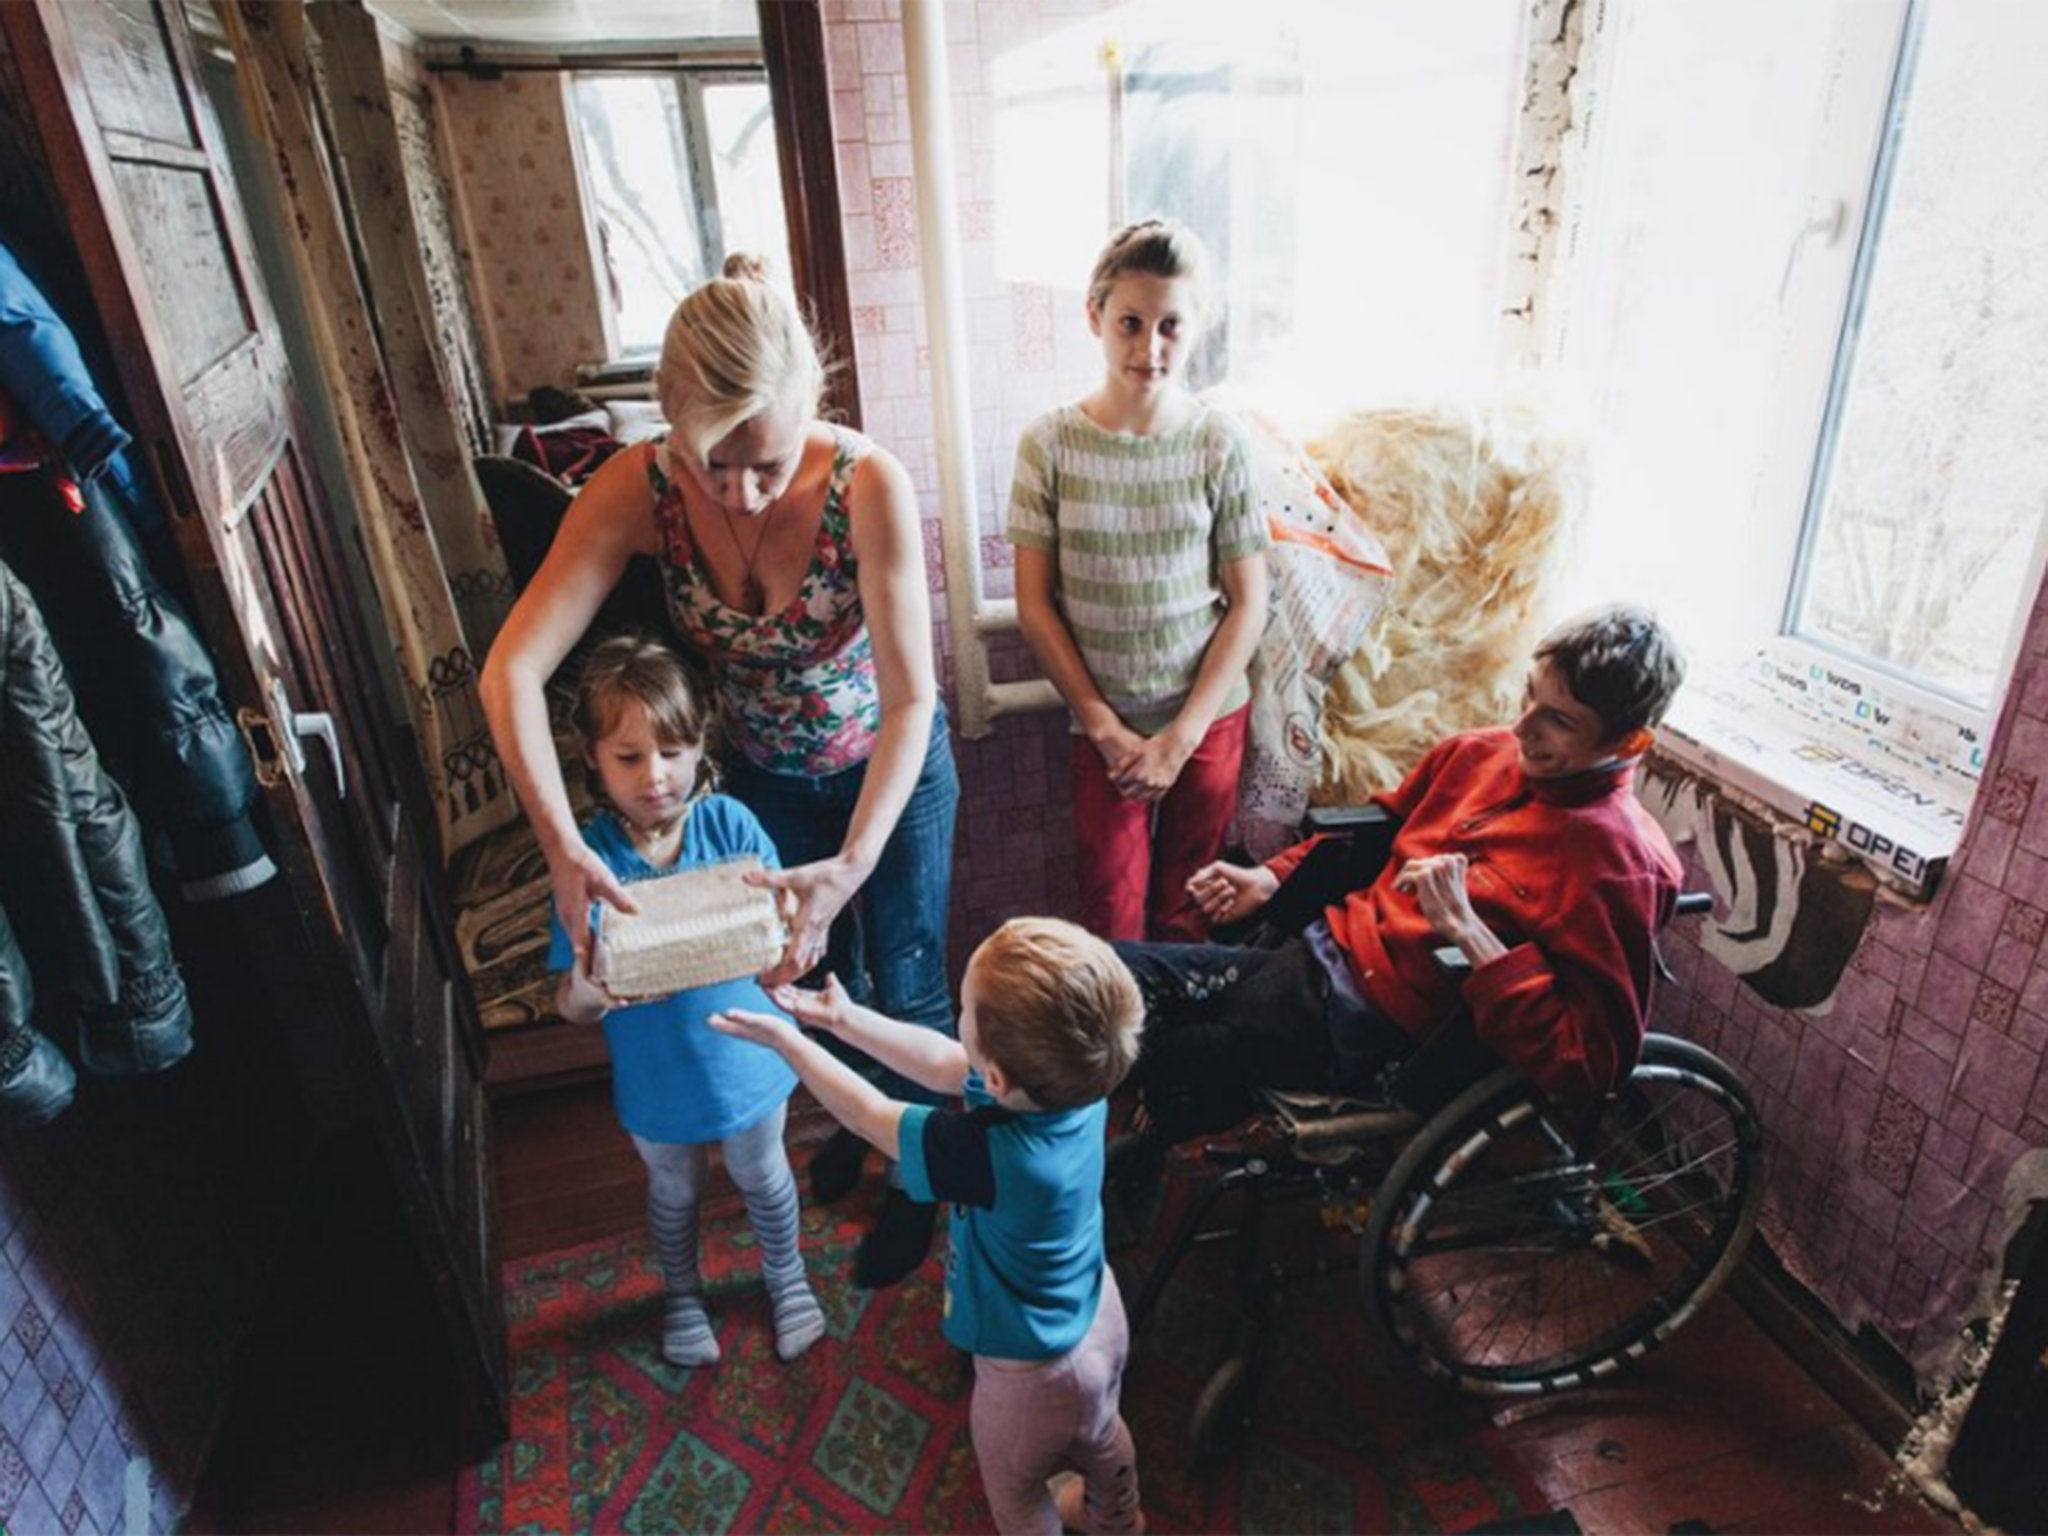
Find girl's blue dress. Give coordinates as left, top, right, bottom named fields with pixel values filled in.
left=547, top=795, right=798, bottom=1143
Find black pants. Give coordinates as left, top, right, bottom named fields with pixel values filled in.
left=1112, top=938, right=1413, bottom=1144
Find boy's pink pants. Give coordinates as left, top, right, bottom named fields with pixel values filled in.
left=1072, top=704, right=1250, bottom=943
left=970, top=1267, right=1143, bottom=1535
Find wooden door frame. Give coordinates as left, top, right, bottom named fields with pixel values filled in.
left=758, top=0, right=861, bottom=430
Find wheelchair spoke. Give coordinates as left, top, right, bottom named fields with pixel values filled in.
left=1365, top=1045, right=1764, bottom=1395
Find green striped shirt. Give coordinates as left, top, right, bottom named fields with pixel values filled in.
left=1007, top=404, right=1267, bottom=734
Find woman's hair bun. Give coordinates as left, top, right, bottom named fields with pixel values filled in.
left=721, top=251, right=772, bottom=284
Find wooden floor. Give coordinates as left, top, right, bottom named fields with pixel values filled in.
left=208, top=1076, right=1966, bottom=1536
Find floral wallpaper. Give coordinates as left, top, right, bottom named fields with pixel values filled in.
left=432, top=71, right=606, bottom=408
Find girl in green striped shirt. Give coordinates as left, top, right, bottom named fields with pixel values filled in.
left=1008, top=219, right=1270, bottom=942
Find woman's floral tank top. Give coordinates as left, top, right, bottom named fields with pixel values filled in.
left=647, top=427, right=880, bottom=777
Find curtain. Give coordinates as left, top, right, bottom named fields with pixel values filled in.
left=220, top=0, right=516, bottom=854
left=311, top=0, right=510, bottom=641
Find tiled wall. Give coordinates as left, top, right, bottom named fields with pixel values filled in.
left=815, top=0, right=2048, bottom=1392
left=822, top=0, right=1122, bottom=958
left=1653, top=587, right=2048, bottom=1382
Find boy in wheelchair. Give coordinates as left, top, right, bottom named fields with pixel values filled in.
left=1112, top=603, right=1687, bottom=1171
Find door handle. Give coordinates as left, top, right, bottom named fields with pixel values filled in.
left=267, top=675, right=349, bottom=801
left=1777, top=197, right=1848, bottom=307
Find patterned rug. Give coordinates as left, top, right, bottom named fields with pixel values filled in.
left=457, top=1175, right=1552, bottom=1534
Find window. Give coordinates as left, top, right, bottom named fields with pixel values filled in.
left=567, top=69, right=790, bottom=361
left=1785, top=0, right=2048, bottom=711
left=1551, top=0, right=2048, bottom=725
left=986, top=0, right=1525, bottom=445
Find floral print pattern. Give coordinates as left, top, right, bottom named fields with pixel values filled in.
left=648, top=429, right=881, bottom=776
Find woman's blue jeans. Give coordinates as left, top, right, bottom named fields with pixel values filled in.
left=723, top=710, right=959, bottom=1107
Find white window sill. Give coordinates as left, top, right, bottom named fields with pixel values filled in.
left=1652, top=639, right=1980, bottom=900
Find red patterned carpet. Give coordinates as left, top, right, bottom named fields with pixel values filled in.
left=457, top=1181, right=1552, bottom=1534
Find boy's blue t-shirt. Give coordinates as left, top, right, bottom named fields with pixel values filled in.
left=546, top=794, right=797, bottom=1144
left=898, top=1073, right=1107, bottom=1361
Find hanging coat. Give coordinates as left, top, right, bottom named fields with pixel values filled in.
left=0, top=555, right=193, bottom=1108
left=0, top=230, right=274, bottom=899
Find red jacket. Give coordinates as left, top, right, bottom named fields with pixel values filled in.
left=1267, top=729, right=1681, bottom=1097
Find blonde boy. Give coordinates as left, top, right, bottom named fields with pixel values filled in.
left=712, top=919, right=1148, bottom=1535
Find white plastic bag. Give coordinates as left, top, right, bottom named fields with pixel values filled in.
left=1223, top=403, right=1393, bottom=854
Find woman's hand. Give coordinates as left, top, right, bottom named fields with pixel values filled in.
left=707, top=1005, right=801, bottom=1051
left=550, top=843, right=639, bottom=970
left=1113, top=727, right=1196, bottom=803
left=1186, top=860, right=1281, bottom=926
left=769, top=973, right=854, bottom=1036
left=749, top=856, right=865, bottom=988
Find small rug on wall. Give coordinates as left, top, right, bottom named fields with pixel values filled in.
left=456, top=1178, right=1553, bottom=1535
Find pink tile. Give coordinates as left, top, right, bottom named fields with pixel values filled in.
left=1010, top=284, right=1054, bottom=372
left=1986, top=931, right=2038, bottom=993
left=2002, top=847, right=2048, bottom=910
left=1969, top=976, right=2019, bottom=1033
left=1888, top=1033, right=1953, bottom=1116
left=1915, top=946, right=1981, bottom=1027
left=1964, top=1116, right=2029, bottom=1207
left=1851, top=934, right=1905, bottom=984
left=1953, top=1017, right=2038, bottom=1129
left=1923, top=1114, right=1976, bottom=1180
left=2002, top=898, right=2047, bottom=946
left=1897, top=948, right=1931, bottom=1006
left=2022, top=956, right=2048, bottom=1020
left=1932, top=873, right=2004, bottom=969
left=1987, top=763, right=2038, bottom=825
left=1859, top=1087, right=1926, bottom=1197
left=855, top=18, right=901, bottom=75
left=1902, top=1157, right=1989, bottom=1261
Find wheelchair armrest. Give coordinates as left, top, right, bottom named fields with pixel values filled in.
left=1212, top=804, right=1404, bottom=945
left=1303, top=803, right=1395, bottom=835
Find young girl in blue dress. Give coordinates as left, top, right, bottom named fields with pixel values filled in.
left=550, top=634, right=825, bottom=1366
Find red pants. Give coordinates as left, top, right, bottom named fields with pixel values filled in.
left=1071, top=705, right=1249, bottom=943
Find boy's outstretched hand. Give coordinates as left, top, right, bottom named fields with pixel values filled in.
left=707, top=1006, right=800, bottom=1049
left=768, top=973, right=854, bottom=1035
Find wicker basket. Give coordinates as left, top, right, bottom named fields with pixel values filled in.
left=593, top=857, right=786, bottom=1000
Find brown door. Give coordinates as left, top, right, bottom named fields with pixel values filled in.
left=1, top=0, right=505, bottom=1440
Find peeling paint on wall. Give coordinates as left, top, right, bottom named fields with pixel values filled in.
left=1501, top=0, right=1588, bottom=370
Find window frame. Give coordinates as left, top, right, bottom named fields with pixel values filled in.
left=1777, top=0, right=2048, bottom=728
left=564, top=62, right=774, bottom=364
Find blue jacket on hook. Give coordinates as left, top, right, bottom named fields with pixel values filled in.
left=0, top=230, right=274, bottom=900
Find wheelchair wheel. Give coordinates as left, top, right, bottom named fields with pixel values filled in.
left=1363, top=1034, right=1762, bottom=1396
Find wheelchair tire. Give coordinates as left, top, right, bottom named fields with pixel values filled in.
left=1362, top=1034, right=1763, bottom=1396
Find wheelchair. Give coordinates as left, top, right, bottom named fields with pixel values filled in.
left=1113, top=805, right=1765, bottom=1461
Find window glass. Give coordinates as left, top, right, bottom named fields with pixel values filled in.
left=1121, top=1, right=1523, bottom=417
left=569, top=71, right=792, bottom=361
left=1788, top=1, right=2048, bottom=708
left=986, top=0, right=1522, bottom=442
left=1544, top=0, right=1855, bottom=665
left=570, top=74, right=707, bottom=357
left=700, top=80, right=789, bottom=282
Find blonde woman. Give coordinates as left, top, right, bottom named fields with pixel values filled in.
left=482, top=261, right=957, bottom=1289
